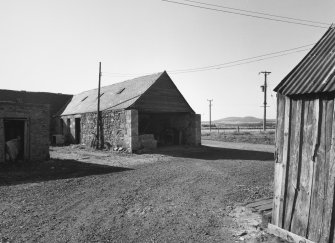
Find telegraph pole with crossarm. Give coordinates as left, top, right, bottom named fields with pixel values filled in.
left=259, top=71, right=271, bottom=131
left=207, top=99, right=213, bottom=132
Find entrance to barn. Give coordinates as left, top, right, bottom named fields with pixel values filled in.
left=75, top=118, right=81, bottom=144
left=4, top=119, right=26, bottom=162
left=138, top=112, right=189, bottom=148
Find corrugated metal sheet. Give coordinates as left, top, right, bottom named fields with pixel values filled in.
left=61, top=71, right=167, bottom=116
left=274, top=24, right=335, bottom=95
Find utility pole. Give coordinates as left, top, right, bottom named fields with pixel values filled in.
left=259, top=71, right=271, bottom=131
left=207, top=99, right=213, bottom=132
left=96, top=62, right=102, bottom=149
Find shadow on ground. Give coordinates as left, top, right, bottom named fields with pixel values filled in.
left=146, top=145, right=274, bottom=161
left=0, top=158, right=132, bottom=186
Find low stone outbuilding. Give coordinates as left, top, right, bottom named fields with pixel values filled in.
left=0, top=101, right=50, bottom=162
left=60, top=71, right=201, bottom=151
left=0, top=89, right=72, bottom=140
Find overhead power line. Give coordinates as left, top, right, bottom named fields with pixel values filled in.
left=168, top=49, right=309, bottom=74
left=161, top=0, right=329, bottom=29
left=168, top=45, right=310, bottom=74
left=169, top=48, right=310, bottom=74
left=182, top=0, right=330, bottom=26
left=101, top=44, right=313, bottom=77
left=168, top=43, right=314, bottom=73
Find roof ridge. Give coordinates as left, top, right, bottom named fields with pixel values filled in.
left=75, top=71, right=165, bottom=96
left=61, top=71, right=166, bottom=115
left=0, top=89, right=72, bottom=96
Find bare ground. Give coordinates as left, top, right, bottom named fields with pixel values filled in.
left=0, top=143, right=279, bottom=242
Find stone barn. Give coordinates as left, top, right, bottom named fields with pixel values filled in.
left=271, top=25, right=335, bottom=242
left=60, top=71, right=201, bottom=151
left=0, top=101, right=50, bottom=163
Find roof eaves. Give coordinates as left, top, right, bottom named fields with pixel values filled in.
left=274, top=24, right=335, bottom=95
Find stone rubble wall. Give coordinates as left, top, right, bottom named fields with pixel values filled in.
left=0, top=102, right=50, bottom=163
left=60, top=110, right=200, bottom=151
left=81, top=110, right=127, bottom=148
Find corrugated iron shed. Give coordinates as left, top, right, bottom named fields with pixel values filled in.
left=274, top=24, right=335, bottom=95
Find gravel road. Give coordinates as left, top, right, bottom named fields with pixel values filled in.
left=0, top=143, right=274, bottom=242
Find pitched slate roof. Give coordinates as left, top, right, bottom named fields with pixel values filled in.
left=274, top=24, right=335, bottom=95
left=62, top=71, right=190, bottom=115
left=0, top=89, right=72, bottom=116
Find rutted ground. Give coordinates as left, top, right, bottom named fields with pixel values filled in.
left=1, top=144, right=275, bottom=242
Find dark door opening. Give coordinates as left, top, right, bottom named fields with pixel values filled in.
left=4, top=119, right=25, bottom=161
left=60, top=119, right=64, bottom=134
left=160, top=128, right=180, bottom=145
left=75, top=118, right=81, bottom=144
left=138, top=113, right=185, bottom=147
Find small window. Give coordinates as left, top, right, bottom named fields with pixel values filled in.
left=81, top=96, right=88, bottom=102
left=117, top=88, right=125, bottom=94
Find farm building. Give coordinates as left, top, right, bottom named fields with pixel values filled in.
left=0, top=101, right=50, bottom=163
left=0, top=90, right=73, bottom=140
left=60, top=71, right=201, bottom=151
left=272, top=25, right=335, bottom=242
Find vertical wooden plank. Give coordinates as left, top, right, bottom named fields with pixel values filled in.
left=308, top=98, right=325, bottom=241
left=272, top=94, right=285, bottom=226
left=320, top=97, right=335, bottom=243
left=283, top=99, right=302, bottom=230
left=291, top=98, right=320, bottom=237
left=278, top=97, right=291, bottom=228
left=273, top=94, right=286, bottom=226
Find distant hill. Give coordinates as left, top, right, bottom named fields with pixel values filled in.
left=203, top=116, right=276, bottom=124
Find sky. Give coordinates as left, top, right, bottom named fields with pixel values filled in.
left=1, top=0, right=335, bottom=121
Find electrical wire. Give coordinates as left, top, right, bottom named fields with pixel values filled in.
left=169, top=48, right=311, bottom=74
left=100, top=44, right=313, bottom=77
left=162, top=0, right=329, bottom=29
left=167, top=43, right=314, bottom=73
left=182, top=0, right=330, bottom=26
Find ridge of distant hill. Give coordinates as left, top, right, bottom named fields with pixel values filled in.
left=203, top=116, right=276, bottom=124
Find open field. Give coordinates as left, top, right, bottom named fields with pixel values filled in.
left=202, top=130, right=276, bottom=145
left=0, top=143, right=278, bottom=242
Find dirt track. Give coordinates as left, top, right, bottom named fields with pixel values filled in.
left=0, top=143, right=275, bottom=242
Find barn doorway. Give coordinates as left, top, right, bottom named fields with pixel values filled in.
left=75, top=118, right=81, bottom=144
left=138, top=112, right=186, bottom=147
left=4, top=119, right=26, bottom=162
